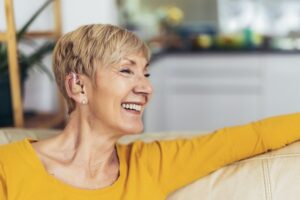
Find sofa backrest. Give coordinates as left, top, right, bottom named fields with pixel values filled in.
left=0, top=128, right=59, bottom=144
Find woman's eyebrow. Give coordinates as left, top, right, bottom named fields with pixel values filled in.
left=123, top=59, right=135, bottom=65
left=123, top=58, right=149, bottom=69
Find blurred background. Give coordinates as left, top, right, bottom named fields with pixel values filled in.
left=1, top=0, right=300, bottom=133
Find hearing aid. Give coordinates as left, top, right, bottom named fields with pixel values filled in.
left=70, top=72, right=82, bottom=94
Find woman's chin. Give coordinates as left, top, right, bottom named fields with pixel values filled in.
left=121, top=124, right=144, bottom=135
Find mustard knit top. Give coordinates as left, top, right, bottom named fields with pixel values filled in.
left=1, top=113, right=300, bottom=200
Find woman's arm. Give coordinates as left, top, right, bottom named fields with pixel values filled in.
left=0, top=163, right=7, bottom=200
left=139, top=112, right=300, bottom=194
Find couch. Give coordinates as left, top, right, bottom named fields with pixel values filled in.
left=0, top=128, right=299, bottom=200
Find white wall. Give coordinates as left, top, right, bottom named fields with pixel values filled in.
left=61, top=0, right=118, bottom=33
left=0, top=0, right=118, bottom=113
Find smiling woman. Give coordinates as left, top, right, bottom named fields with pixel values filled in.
left=83, top=51, right=153, bottom=136
left=1, top=24, right=300, bottom=200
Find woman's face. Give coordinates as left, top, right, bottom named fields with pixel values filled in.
left=85, top=52, right=153, bottom=136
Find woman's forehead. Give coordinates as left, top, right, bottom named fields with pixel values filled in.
left=121, top=52, right=148, bottom=66
left=97, top=51, right=149, bottom=72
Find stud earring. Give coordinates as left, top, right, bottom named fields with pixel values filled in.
left=81, top=99, right=88, bottom=105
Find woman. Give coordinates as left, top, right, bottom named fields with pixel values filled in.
left=1, top=24, right=300, bottom=200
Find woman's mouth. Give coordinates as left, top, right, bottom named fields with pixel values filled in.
left=121, top=103, right=142, bottom=114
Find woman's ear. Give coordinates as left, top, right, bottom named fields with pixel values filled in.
left=65, top=73, right=88, bottom=104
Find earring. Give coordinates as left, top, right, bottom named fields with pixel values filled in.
left=81, top=99, right=88, bottom=105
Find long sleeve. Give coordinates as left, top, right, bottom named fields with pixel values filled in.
left=138, top=112, right=300, bottom=194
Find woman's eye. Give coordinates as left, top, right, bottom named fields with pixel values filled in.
left=144, top=73, right=151, bottom=78
left=120, top=68, right=133, bottom=74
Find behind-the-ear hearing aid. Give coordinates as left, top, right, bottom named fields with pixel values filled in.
left=70, top=73, right=83, bottom=94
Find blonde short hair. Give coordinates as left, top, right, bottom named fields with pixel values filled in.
left=52, top=24, right=151, bottom=113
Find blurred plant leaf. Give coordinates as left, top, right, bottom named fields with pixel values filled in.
left=17, top=0, right=53, bottom=41
left=0, top=0, right=55, bottom=81
left=35, top=61, right=54, bottom=80
left=18, top=41, right=55, bottom=79
left=26, top=42, right=55, bottom=65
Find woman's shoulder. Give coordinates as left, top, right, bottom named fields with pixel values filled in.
left=117, top=137, right=182, bottom=158
left=0, top=139, right=31, bottom=163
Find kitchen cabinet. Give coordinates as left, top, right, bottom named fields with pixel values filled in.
left=144, top=53, right=300, bottom=133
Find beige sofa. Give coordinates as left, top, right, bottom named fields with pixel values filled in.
left=0, top=128, right=299, bottom=200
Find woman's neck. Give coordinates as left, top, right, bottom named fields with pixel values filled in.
left=49, top=111, right=120, bottom=173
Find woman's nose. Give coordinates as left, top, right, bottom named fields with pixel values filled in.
left=134, top=76, right=153, bottom=96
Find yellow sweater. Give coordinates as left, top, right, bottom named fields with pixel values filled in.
left=1, top=113, right=300, bottom=200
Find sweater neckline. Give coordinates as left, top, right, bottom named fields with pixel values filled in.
left=22, top=138, right=125, bottom=196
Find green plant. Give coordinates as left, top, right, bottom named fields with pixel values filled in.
left=0, top=0, right=55, bottom=80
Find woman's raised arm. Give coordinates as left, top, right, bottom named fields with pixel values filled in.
left=136, top=112, right=300, bottom=194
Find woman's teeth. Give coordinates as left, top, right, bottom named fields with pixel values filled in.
left=121, top=103, right=142, bottom=111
